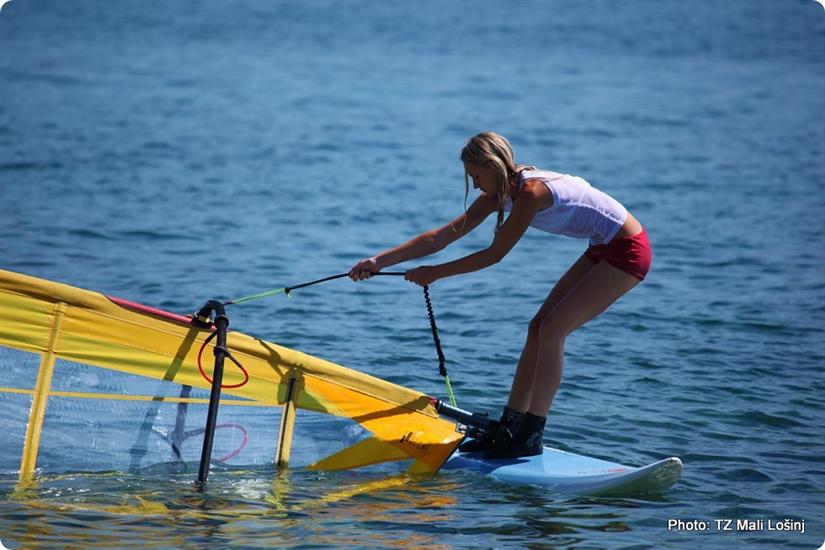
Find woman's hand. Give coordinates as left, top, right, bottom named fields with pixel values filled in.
left=349, top=256, right=381, bottom=281
left=405, top=265, right=441, bottom=286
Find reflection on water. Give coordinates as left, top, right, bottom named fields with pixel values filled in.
left=7, top=464, right=681, bottom=547
left=3, top=467, right=463, bottom=548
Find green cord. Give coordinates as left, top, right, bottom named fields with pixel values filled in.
left=444, top=375, right=457, bottom=408
left=224, top=287, right=287, bottom=305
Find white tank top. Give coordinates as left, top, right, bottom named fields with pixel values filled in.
left=503, top=169, right=628, bottom=245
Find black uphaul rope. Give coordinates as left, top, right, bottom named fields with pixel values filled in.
left=422, top=285, right=456, bottom=406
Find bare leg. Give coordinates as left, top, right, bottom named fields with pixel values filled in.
left=528, top=261, right=641, bottom=416
left=506, top=254, right=596, bottom=411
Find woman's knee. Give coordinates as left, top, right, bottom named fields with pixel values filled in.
left=537, top=315, right=572, bottom=342
left=528, top=315, right=544, bottom=336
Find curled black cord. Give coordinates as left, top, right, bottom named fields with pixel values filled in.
left=423, top=285, right=448, bottom=378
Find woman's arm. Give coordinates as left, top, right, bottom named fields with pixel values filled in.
left=349, top=194, right=498, bottom=280
left=406, top=181, right=545, bottom=285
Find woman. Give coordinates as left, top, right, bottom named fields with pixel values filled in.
left=349, top=132, right=651, bottom=459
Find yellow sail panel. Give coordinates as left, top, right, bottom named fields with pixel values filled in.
left=0, top=269, right=462, bottom=474
left=304, top=375, right=461, bottom=472
left=308, top=437, right=410, bottom=471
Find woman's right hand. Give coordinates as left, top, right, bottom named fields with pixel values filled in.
left=348, top=256, right=381, bottom=281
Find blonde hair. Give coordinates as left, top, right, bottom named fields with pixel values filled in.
left=459, top=131, right=535, bottom=234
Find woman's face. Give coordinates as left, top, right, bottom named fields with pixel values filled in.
left=464, top=162, right=499, bottom=198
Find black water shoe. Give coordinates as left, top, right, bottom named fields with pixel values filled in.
left=483, top=412, right=545, bottom=459
left=458, top=407, right=524, bottom=453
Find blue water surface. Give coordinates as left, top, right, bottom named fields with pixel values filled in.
left=1, top=0, right=824, bottom=548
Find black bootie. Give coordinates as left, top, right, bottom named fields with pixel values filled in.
left=483, top=412, right=546, bottom=459
left=458, top=407, right=525, bottom=453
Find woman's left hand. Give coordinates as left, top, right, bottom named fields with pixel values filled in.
left=405, top=265, right=441, bottom=286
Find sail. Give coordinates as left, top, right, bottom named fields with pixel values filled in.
left=0, top=269, right=463, bottom=479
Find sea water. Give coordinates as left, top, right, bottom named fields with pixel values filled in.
left=1, top=0, right=823, bottom=548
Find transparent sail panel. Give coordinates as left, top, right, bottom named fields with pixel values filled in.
left=0, top=346, right=40, bottom=388
left=49, top=356, right=208, bottom=397
left=36, top=395, right=279, bottom=474
left=1, top=344, right=407, bottom=476
left=0, top=392, right=31, bottom=476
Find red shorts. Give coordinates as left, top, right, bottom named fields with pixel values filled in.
left=584, top=228, right=652, bottom=281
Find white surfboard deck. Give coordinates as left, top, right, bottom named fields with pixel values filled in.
left=443, top=446, right=682, bottom=496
